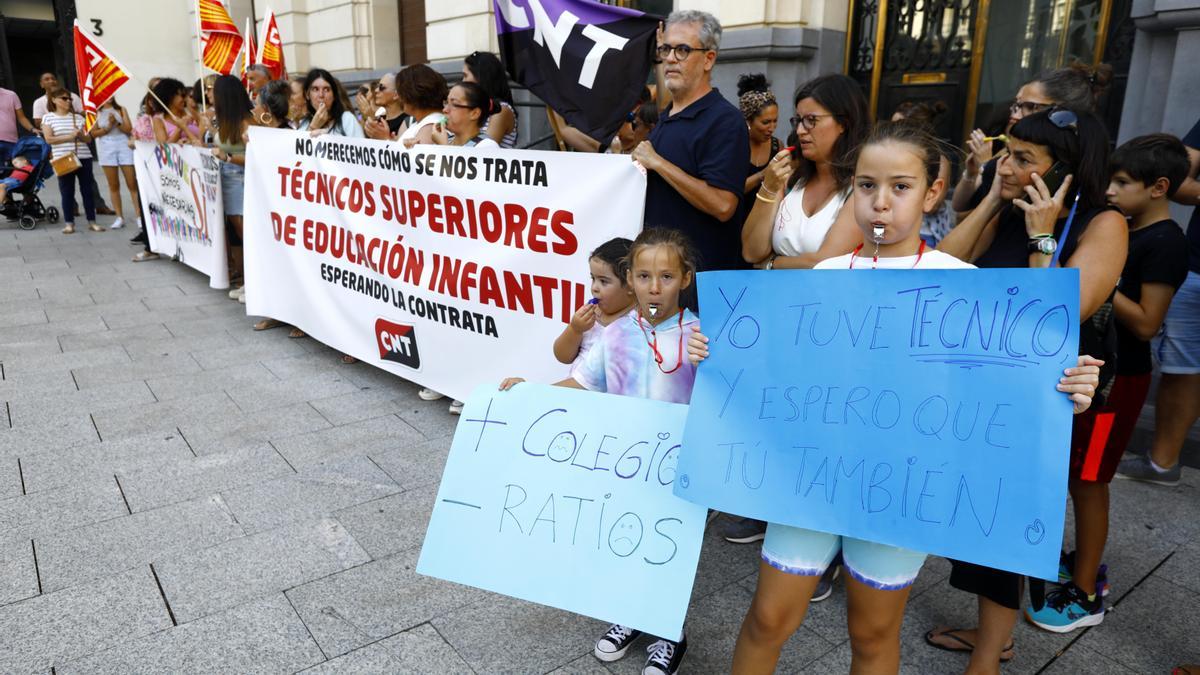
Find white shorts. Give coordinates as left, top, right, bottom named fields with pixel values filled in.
left=97, top=141, right=134, bottom=167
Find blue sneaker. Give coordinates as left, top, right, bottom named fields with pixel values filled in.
left=1025, top=583, right=1104, bottom=632
left=1057, top=550, right=1111, bottom=597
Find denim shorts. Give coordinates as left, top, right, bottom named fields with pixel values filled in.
left=1154, top=271, right=1200, bottom=375
left=1, top=176, right=21, bottom=190
left=220, top=160, right=245, bottom=216
left=761, top=522, right=927, bottom=590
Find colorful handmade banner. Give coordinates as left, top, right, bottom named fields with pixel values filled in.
left=133, top=141, right=229, bottom=289
left=418, top=383, right=705, bottom=640
left=72, top=21, right=130, bottom=132
left=674, top=269, right=1081, bottom=580
left=241, top=127, right=645, bottom=401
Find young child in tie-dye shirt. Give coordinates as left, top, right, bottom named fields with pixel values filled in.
left=499, top=227, right=700, bottom=673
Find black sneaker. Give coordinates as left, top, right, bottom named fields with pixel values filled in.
left=812, top=564, right=840, bottom=602
left=594, top=624, right=644, bottom=662
left=643, top=635, right=687, bottom=675
left=722, top=518, right=767, bottom=544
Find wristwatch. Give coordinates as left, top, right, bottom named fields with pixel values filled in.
left=1028, top=236, right=1057, bottom=256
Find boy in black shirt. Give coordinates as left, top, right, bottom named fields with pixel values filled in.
left=1027, top=134, right=1190, bottom=632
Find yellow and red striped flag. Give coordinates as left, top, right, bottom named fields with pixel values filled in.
left=257, top=7, right=286, bottom=79
left=72, top=20, right=130, bottom=131
left=198, top=0, right=243, bottom=75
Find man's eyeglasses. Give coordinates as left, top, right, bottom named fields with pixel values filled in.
left=790, top=113, right=835, bottom=130
left=1010, top=100, right=1051, bottom=117
left=656, top=43, right=708, bottom=61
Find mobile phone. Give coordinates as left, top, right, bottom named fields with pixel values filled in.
left=1024, top=161, right=1068, bottom=202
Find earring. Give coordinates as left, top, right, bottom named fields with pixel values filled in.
left=259, top=113, right=272, bottom=125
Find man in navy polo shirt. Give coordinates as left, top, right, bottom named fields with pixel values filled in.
left=632, top=10, right=748, bottom=272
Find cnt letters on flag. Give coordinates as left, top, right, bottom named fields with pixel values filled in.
left=493, top=0, right=660, bottom=147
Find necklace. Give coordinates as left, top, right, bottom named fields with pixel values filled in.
left=849, top=240, right=926, bottom=269
left=636, top=308, right=685, bottom=374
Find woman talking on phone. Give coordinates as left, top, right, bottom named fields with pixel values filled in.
left=928, top=107, right=1126, bottom=674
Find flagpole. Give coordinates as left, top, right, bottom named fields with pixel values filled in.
left=195, top=0, right=208, bottom=113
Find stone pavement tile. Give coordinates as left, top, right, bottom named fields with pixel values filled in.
left=7, top=381, right=158, bottom=428
left=339, top=360, right=423, bottom=394
left=271, top=414, right=426, bottom=469
left=56, top=322, right=174, bottom=352
left=178, top=401, right=332, bottom=455
left=0, top=316, right=108, bottom=346
left=432, top=594, right=628, bottom=674
left=69, top=351, right=201, bottom=389
left=141, top=292, right=230, bottom=311
left=0, top=308, right=47, bottom=330
left=90, top=391, right=241, bottom=441
left=0, top=457, right=20, bottom=500
left=0, top=414, right=99, bottom=457
left=0, top=344, right=130, bottom=376
left=299, top=623, right=473, bottom=674
left=223, top=455, right=401, bottom=534
left=1096, top=479, right=1196, bottom=594
left=189, top=338, right=312, bottom=371
left=123, top=331, right=240, bottom=360
left=0, top=477, right=127, bottom=539
left=0, top=535, right=38, bottom=606
left=259, top=351, right=358, bottom=380
left=20, top=430, right=193, bottom=493
left=286, top=548, right=485, bottom=659
left=546, top=654, right=612, bottom=675
left=367, top=437, right=452, bottom=490
left=0, top=565, right=172, bottom=672
left=1039, top=645, right=1139, bottom=674
left=36, top=495, right=245, bottom=593
left=688, top=524, right=761, bottom=600
left=57, top=595, right=326, bottom=674
left=308, top=388, right=412, bottom=426
left=394, top=399, right=461, bottom=441
left=225, top=371, right=361, bottom=413
left=107, top=306, right=210, bottom=331
left=602, top=583, right=835, bottom=675
left=161, top=313, right=241, bottom=337
left=1076, top=575, right=1200, bottom=673
left=0, top=370, right=76, bottom=401
left=88, top=283, right=185, bottom=305
left=144, top=362, right=276, bottom=401
left=335, top=484, right=436, bottom=559
left=155, top=517, right=370, bottom=623
left=119, top=443, right=294, bottom=512
left=1157, top=542, right=1200, bottom=594
left=44, top=299, right=149, bottom=324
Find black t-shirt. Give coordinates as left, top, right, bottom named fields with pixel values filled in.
left=387, top=113, right=411, bottom=136
left=734, top=136, right=781, bottom=268
left=1181, top=119, right=1200, bottom=273
left=964, top=157, right=999, bottom=212
left=644, top=88, right=750, bottom=272
left=1116, top=219, right=1189, bottom=374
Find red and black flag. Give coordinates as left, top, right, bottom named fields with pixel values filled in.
left=493, top=0, right=660, bottom=147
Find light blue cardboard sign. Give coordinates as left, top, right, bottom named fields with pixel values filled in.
left=417, top=383, right=706, bottom=640
left=674, top=269, right=1080, bottom=580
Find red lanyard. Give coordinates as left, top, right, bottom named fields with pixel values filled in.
left=636, top=308, right=685, bottom=374
left=849, top=240, right=926, bottom=269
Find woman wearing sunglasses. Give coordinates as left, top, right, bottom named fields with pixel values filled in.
left=740, top=74, right=869, bottom=271
left=928, top=108, right=1127, bottom=672
left=952, top=63, right=1112, bottom=214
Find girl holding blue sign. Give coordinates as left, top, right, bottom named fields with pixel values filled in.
left=501, top=227, right=702, bottom=675
left=686, top=121, right=1102, bottom=674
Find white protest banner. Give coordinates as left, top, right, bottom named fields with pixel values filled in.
left=133, top=141, right=229, bottom=288
left=241, top=127, right=645, bottom=400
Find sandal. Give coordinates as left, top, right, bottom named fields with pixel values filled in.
left=132, top=251, right=159, bottom=262
left=341, top=354, right=358, bottom=364
left=288, top=328, right=307, bottom=339
left=87, top=223, right=104, bottom=232
left=253, top=319, right=283, bottom=331
left=924, top=627, right=1014, bottom=663
left=62, top=224, right=76, bottom=234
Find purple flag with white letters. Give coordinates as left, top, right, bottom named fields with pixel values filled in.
left=494, top=0, right=660, bottom=147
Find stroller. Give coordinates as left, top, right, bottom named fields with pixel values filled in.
left=1, top=135, right=59, bottom=230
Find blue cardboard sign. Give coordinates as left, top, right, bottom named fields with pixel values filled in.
left=417, top=383, right=706, bottom=640
left=674, top=269, right=1080, bottom=580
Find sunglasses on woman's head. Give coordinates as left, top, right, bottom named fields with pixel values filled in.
left=1048, top=108, right=1079, bottom=134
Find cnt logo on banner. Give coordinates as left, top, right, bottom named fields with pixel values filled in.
left=241, top=127, right=645, bottom=400
left=133, top=141, right=229, bottom=289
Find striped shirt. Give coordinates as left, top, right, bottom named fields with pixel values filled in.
left=41, top=112, right=92, bottom=160
left=482, top=101, right=519, bottom=149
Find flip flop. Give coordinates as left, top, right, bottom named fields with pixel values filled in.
left=253, top=319, right=283, bottom=331
left=924, top=627, right=1014, bottom=663
left=341, top=354, right=357, bottom=364
left=288, top=328, right=306, bottom=339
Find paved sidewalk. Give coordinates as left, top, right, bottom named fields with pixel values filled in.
left=1, top=184, right=1198, bottom=673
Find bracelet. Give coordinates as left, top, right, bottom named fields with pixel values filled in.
left=759, top=185, right=778, bottom=198
left=755, top=193, right=778, bottom=204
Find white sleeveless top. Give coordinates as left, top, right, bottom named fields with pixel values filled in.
left=398, top=112, right=445, bottom=144
left=771, top=183, right=851, bottom=257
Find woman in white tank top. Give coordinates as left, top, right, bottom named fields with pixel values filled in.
left=742, top=75, right=870, bottom=269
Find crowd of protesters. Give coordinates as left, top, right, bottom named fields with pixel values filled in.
left=2, top=7, right=1198, bottom=674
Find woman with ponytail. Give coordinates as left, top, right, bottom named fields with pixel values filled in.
left=736, top=73, right=781, bottom=225
left=439, top=81, right=500, bottom=149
